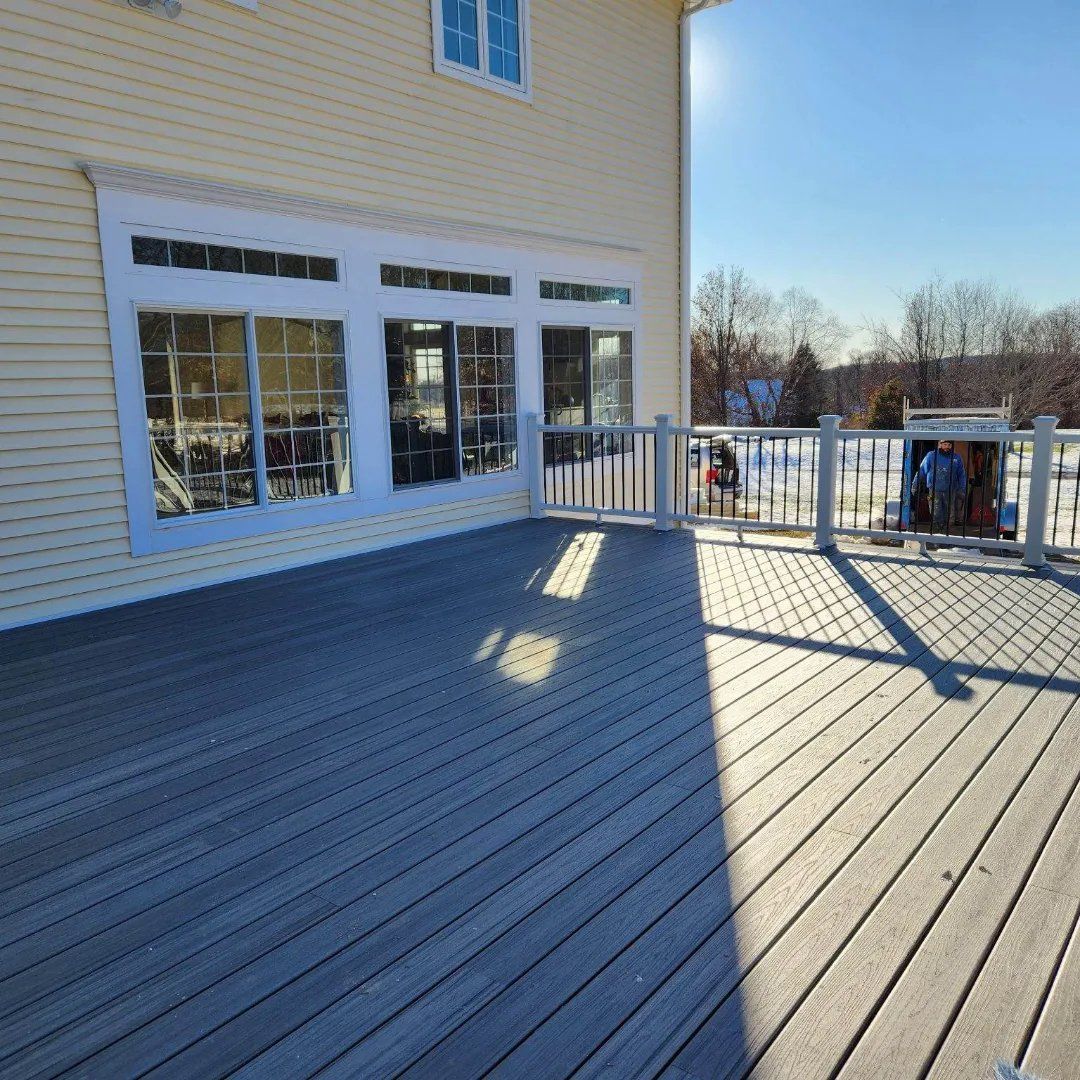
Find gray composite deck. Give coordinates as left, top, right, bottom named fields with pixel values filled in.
left=1, top=519, right=1079, bottom=1080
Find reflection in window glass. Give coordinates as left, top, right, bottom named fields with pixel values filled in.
left=385, top=321, right=458, bottom=487
left=255, top=317, right=351, bottom=502
left=442, top=0, right=480, bottom=69
left=541, top=326, right=588, bottom=427
left=138, top=311, right=257, bottom=519
left=131, top=236, right=338, bottom=282
left=457, top=325, right=517, bottom=476
left=487, top=0, right=520, bottom=83
left=591, top=329, right=634, bottom=426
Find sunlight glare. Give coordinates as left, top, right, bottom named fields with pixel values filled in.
left=541, top=532, right=604, bottom=601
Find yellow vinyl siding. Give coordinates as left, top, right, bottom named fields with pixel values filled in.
left=0, top=0, right=683, bottom=628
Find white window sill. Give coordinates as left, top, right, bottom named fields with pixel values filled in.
left=138, top=472, right=527, bottom=554
left=433, top=58, right=532, bottom=103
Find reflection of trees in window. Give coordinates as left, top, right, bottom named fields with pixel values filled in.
left=458, top=325, right=517, bottom=476
left=385, top=321, right=458, bottom=487
left=139, top=310, right=256, bottom=518
left=255, top=317, right=351, bottom=502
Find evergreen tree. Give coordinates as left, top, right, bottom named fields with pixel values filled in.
left=866, top=377, right=906, bottom=429
left=780, top=344, right=825, bottom=426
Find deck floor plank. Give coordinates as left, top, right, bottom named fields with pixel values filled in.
left=0, top=520, right=1077, bottom=1080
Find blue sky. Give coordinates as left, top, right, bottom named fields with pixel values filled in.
left=690, top=0, right=1080, bottom=349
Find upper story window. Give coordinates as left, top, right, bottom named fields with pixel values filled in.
left=434, top=0, right=530, bottom=99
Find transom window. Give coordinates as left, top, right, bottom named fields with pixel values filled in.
left=137, top=310, right=351, bottom=519
left=539, top=280, right=632, bottom=305
left=380, top=263, right=512, bottom=296
left=385, top=320, right=518, bottom=488
left=132, top=236, right=338, bottom=282
left=435, top=0, right=528, bottom=94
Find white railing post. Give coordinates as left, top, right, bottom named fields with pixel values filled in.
left=1022, top=415, right=1057, bottom=568
left=654, top=414, right=673, bottom=531
left=527, top=413, right=546, bottom=519
left=814, top=415, right=841, bottom=550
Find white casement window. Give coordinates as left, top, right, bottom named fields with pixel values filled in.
left=433, top=0, right=531, bottom=99
left=384, top=320, right=518, bottom=487
left=137, top=310, right=352, bottom=519
left=541, top=326, right=634, bottom=429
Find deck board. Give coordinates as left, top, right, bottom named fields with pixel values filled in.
left=1, top=520, right=1078, bottom=1079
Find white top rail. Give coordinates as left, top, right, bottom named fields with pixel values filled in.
left=1052, top=430, right=1080, bottom=444
left=672, top=425, right=820, bottom=439
left=537, top=423, right=657, bottom=435
left=837, top=428, right=1034, bottom=442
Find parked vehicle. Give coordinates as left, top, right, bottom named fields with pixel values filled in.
left=688, top=437, right=743, bottom=516
left=880, top=399, right=1019, bottom=541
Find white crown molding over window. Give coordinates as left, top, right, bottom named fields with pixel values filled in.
left=82, top=163, right=638, bottom=260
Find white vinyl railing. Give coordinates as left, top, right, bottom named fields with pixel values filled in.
left=528, top=413, right=1080, bottom=568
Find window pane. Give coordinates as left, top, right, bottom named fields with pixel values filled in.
left=591, top=329, right=634, bottom=428
left=385, top=320, right=458, bottom=487
left=132, top=236, right=169, bottom=266
left=542, top=326, right=588, bottom=427
left=458, top=324, right=517, bottom=477
left=443, top=0, right=479, bottom=70
left=487, top=0, right=521, bottom=84
left=254, top=316, right=351, bottom=501
left=137, top=310, right=257, bottom=519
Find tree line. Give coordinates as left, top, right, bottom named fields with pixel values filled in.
left=691, top=267, right=1080, bottom=428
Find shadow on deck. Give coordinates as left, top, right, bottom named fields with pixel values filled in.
left=0, top=520, right=1077, bottom=1079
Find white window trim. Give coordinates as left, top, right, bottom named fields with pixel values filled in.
left=92, top=179, right=641, bottom=557
left=431, top=0, right=533, bottom=102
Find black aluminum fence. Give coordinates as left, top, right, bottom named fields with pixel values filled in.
left=832, top=433, right=1032, bottom=548
left=1049, top=435, right=1080, bottom=552
left=673, top=430, right=819, bottom=531
left=539, top=427, right=657, bottom=518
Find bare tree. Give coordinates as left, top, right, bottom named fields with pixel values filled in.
left=690, top=266, right=772, bottom=424
left=870, top=277, right=949, bottom=407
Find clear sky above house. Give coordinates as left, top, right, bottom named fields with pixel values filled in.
left=690, top=0, right=1080, bottom=347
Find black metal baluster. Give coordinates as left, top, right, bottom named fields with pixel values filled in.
left=810, top=436, right=816, bottom=519
left=929, top=445, right=938, bottom=537
left=543, top=433, right=550, bottom=505
left=1054, top=441, right=1065, bottom=547
left=707, top=436, right=714, bottom=519
left=769, top=436, right=776, bottom=523
left=1071, top=444, right=1079, bottom=547
left=1015, top=441, right=1025, bottom=542
left=796, top=436, right=803, bottom=526
left=945, top=440, right=956, bottom=538
left=745, top=434, right=751, bottom=521
left=756, top=437, right=763, bottom=521
left=868, top=438, right=876, bottom=531
left=839, top=437, right=847, bottom=528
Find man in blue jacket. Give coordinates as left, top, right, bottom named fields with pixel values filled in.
left=914, top=439, right=967, bottom=532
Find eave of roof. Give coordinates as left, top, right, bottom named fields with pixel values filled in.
left=682, top=0, right=733, bottom=14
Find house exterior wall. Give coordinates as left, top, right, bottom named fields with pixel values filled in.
left=0, top=0, right=684, bottom=628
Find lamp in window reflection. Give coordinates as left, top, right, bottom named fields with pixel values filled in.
left=128, top=0, right=182, bottom=18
